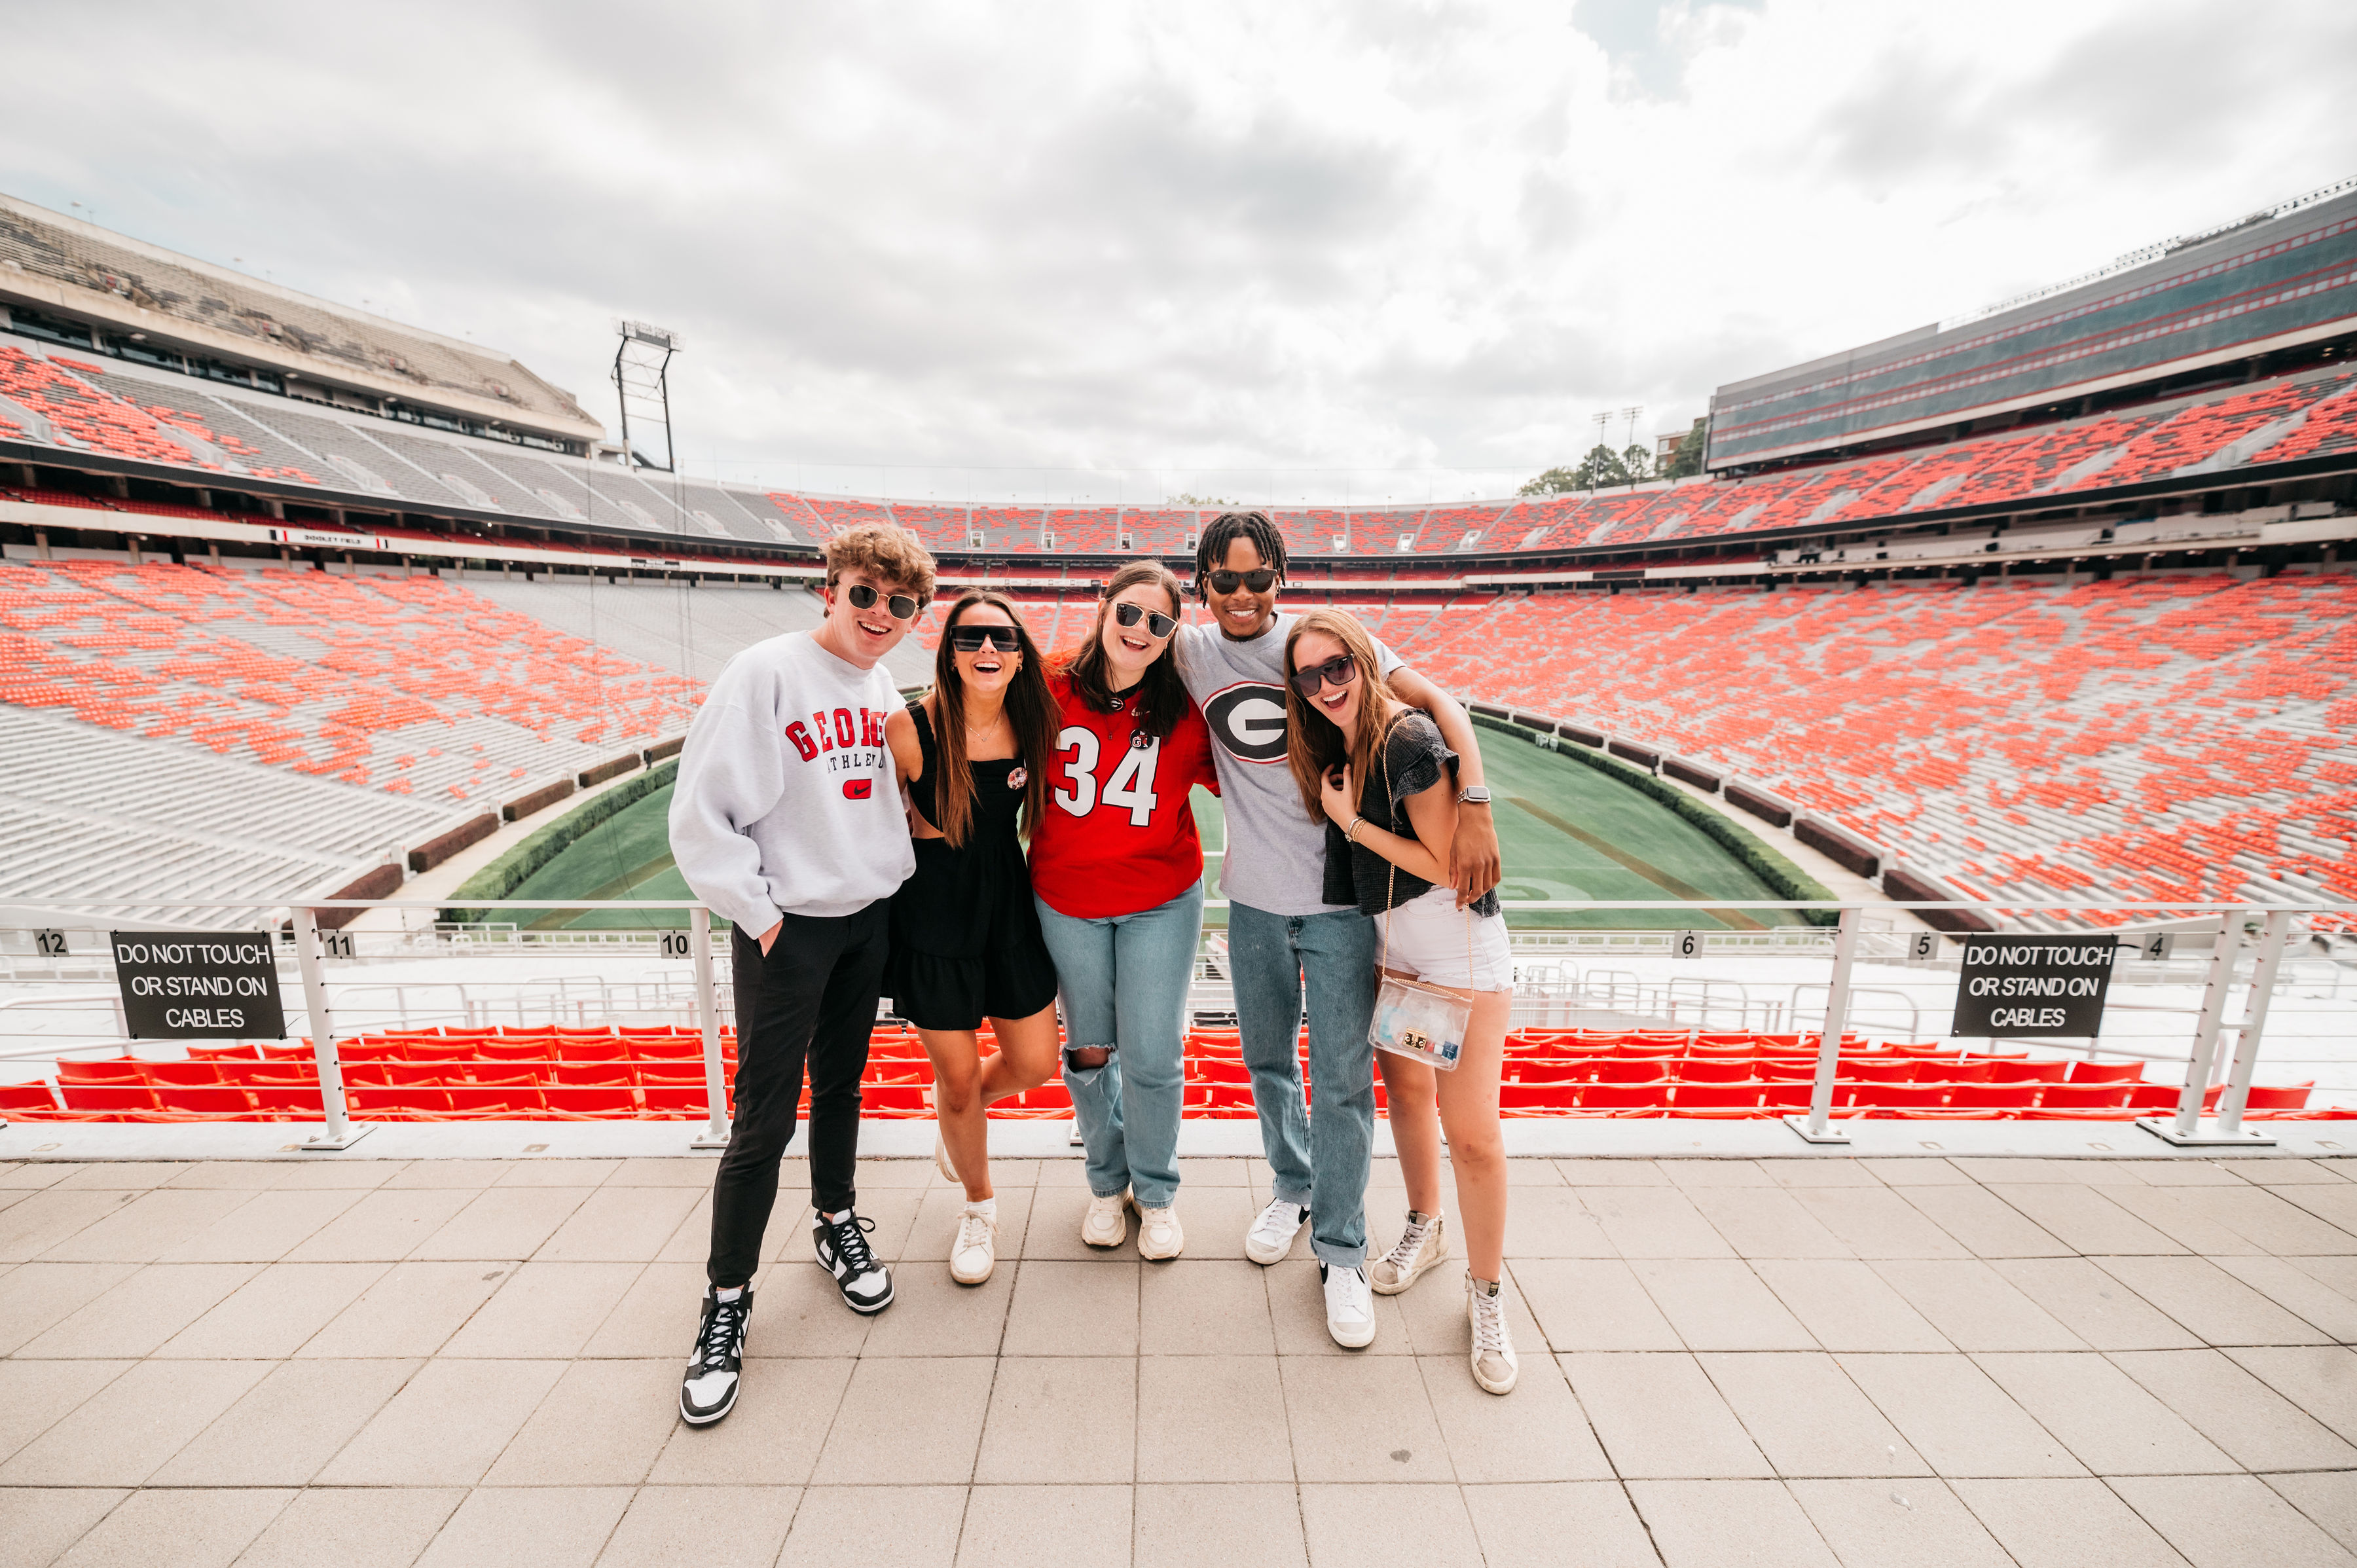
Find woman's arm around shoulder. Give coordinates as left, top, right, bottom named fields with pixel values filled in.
left=884, top=700, right=925, bottom=785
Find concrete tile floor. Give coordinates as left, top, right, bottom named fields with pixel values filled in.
left=3, top=1153, right=2357, bottom=1565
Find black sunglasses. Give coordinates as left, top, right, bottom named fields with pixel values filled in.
left=1112, top=602, right=1178, bottom=639
left=1207, top=568, right=1277, bottom=595
left=845, top=582, right=921, bottom=621
left=1289, top=653, right=1360, bottom=698
left=949, top=625, right=1023, bottom=653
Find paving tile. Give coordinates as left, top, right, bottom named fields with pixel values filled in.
left=536, top=1186, right=703, bottom=1262
left=1135, top=1355, right=1294, bottom=1483
left=282, top=1187, right=475, bottom=1262
left=1461, top=1481, right=1661, bottom=1567
left=1175, top=1158, right=1256, bottom=1186
left=1836, top=1354, right=2085, bottom=1477
left=857, top=1259, right=1015, bottom=1356
left=736, top=1262, right=882, bottom=1357
left=2112, top=1348, right=2357, bottom=1470
left=315, top=1357, right=566, bottom=1485
left=2100, top=1184, right=2271, bottom=1254
left=1947, top=1158, right=2144, bottom=1185
left=0, top=1261, right=136, bottom=1354
left=295, top=1260, right=511, bottom=1358
left=646, top=1355, right=852, bottom=1486
left=1024, top=1184, right=1140, bottom=1260
left=2214, top=1255, right=2357, bottom=1340
left=145, top=1357, right=416, bottom=1487
left=955, top=1484, right=1132, bottom=1568
left=579, top=1260, right=709, bottom=1358
left=1631, top=1258, right=1818, bottom=1351
left=1698, top=1351, right=1929, bottom=1478
left=0, top=1488, right=127, bottom=1568
left=1506, top=1258, right=1681, bottom=1351
left=2225, top=1347, right=2357, bottom=1444
left=1852, top=1158, right=1967, bottom=1186
left=900, top=1186, right=1034, bottom=1264
left=1751, top=1258, right=1951, bottom=1352
left=1896, top=1184, right=2074, bottom=1258
left=1787, top=1478, right=2015, bottom=1568
left=1140, top=1258, right=1273, bottom=1355
left=493, top=1159, right=621, bottom=1187
left=2108, top=1474, right=2357, bottom=1568
left=2121, top=1159, right=2246, bottom=1186
left=1870, top=1260, right=2086, bottom=1351
left=2275, top=1184, right=2357, bottom=1237
left=31, top=1188, right=254, bottom=1264
left=19, top=1263, right=259, bottom=1358
left=1560, top=1351, right=1772, bottom=1478
left=653, top=1192, right=717, bottom=1264
left=412, top=1486, right=632, bottom=1568
left=1280, top=1353, right=1452, bottom=1482
left=380, top=1159, right=515, bottom=1188
left=2292, top=1255, right=2357, bottom=1317
left=1662, top=1159, right=1774, bottom=1188
left=2097, top=1254, right=2334, bottom=1345
left=811, top=1356, right=993, bottom=1484
left=1986, top=1258, right=2206, bottom=1351
left=606, top=1157, right=723, bottom=1187
left=2271, top=1474, right=2357, bottom=1558
left=0, top=1359, right=132, bottom=1467
left=0, top=1190, right=148, bottom=1264
left=1990, top=1184, right=2187, bottom=1255
left=439, top=1260, right=644, bottom=1357
left=155, top=1188, right=363, bottom=1262
left=1264, top=1256, right=1413, bottom=1353
left=1974, top=1351, right=2236, bottom=1474
left=47, top=1162, right=188, bottom=1190
left=2250, top=1160, right=2357, bottom=1184
left=974, top=1355, right=1135, bottom=1483
left=484, top=1359, right=682, bottom=1485
left=1135, top=1483, right=1309, bottom=1568
left=773, top=1190, right=920, bottom=1264
left=1416, top=1353, right=1611, bottom=1481
left=156, top=1261, right=388, bottom=1358
left=48, top=1486, right=291, bottom=1568
left=0, top=1358, right=270, bottom=1486
left=780, top=1485, right=968, bottom=1568
left=1505, top=1157, right=1567, bottom=1185
left=260, top=1158, right=404, bottom=1190
left=232, top=1488, right=466, bottom=1568
left=1555, top=1159, right=1668, bottom=1185
left=1495, top=1187, right=1617, bottom=1258
left=1163, top=1184, right=1264, bottom=1260
left=1764, top=1159, right=1886, bottom=1188
left=594, top=1484, right=801, bottom=1568
left=0, top=1162, right=73, bottom=1187
left=1685, top=1186, right=1855, bottom=1258
left=1786, top=1188, right=1971, bottom=1259
left=1297, top=1484, right=1485, bottom=1568
left=410, top=1184, right=596, bottom=1260
left=1949, top=1477, right=2192, bottom=1568
left=1626, top=1480, right=1839, bottom=1568
left=1575, top=1186, right=1735, bottom=1258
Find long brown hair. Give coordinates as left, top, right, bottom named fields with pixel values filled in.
left=1283, top=608, right=1399, bottom=824
left=1059, top=561, right=1189, bottom=740
left=928, top=590, right=1056, bottom=846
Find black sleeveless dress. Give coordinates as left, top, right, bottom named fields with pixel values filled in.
left=883, top=700, right=1061, bottom=1031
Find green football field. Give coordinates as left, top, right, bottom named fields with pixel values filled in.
left=509, top=733, right=1799, bottom=932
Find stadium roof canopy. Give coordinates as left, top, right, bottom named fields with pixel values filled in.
left=0, top=192, right=602, bottom=448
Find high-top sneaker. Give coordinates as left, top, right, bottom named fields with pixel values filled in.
left=1245, top=1198, right=1308, bottom=1265
left=1369, top=1210, right=1448, bottom=1295
left=813, top=1209, right=894, bottom=1314
left=1467, top=1272, right=1518, bottom=1395
left=680, top=1285, right=752, bottom=1425
left=1321, top=1260, right=1376, bottom=1348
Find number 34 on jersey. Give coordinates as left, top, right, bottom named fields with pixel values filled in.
left=1053, top=727, right=1161, bottom=825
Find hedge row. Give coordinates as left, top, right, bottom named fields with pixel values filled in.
left=1471, top=714, right=1839, bottom=926
left=441, top=759, right=680, bottom=925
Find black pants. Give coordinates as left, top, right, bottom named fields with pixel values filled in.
left=706, top=902, right=889, bottom=1288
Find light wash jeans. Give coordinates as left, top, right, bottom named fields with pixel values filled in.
left=1227, top=902, right=1378, bottom=1269
left=1036, top=881, right=1205, bottom=1210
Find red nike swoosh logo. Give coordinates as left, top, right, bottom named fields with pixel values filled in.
left=842, top=779, right=873, bottom=799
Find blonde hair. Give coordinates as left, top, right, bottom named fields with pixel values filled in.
left=824, top=524, right=936, bottom=602
left=1283, top=608, right=1398, bottom=824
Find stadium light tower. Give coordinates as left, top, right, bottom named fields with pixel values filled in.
left=612, top=321, right=682, bottom=471
left=1622, top=405, right=1643, bottom=452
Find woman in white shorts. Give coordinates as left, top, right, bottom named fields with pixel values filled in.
left=1282, top=608, right=1518, bottom=1395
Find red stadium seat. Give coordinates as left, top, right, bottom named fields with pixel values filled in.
left=60, top=1083, right=157, bottom=1113
left=156, top=1085, right=253, bottom=1116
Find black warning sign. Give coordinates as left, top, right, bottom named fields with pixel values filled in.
left=112, top=931, right=286, bottom=1040
left=1950, top=934, right=2118, bottom=1038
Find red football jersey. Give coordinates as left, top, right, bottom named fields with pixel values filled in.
left=1029, top=672, right=1220, bottom=919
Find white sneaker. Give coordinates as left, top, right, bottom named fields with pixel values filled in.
left=1137, top=1203, right=1183, bottom=1260
left=1321, top=1262, right=1376, bottom=1348
left=1467, top=1272, right=1518, bottom=1394
left=1245, top=1197, right=1308, bottom=1266
left=1369, top=1210, right=1448, bottom=1295
left=949, top=1205, right=997, bottom=1285
left=1082, top=1188, right=1131, bottom=1249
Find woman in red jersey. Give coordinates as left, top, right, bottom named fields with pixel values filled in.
left=1030, top=561, right=1220, bottom=1259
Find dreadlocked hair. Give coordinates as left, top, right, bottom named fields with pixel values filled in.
left=1192, top=510, right=1288, bottom=601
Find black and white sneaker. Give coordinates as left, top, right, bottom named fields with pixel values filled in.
left=680, top=1285, right=751, bottom=1426
left=813, top=1209, right=894, bottom=1314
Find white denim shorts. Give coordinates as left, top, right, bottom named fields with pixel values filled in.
left=1376, top=886, right=1512, bottom=992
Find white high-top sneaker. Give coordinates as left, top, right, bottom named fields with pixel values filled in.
left=1369, top=1210, right=1448, bottom=1295
left=1467, top=1272, right=1518, bottom=1394
left=1321, top=1261, right=1376, bottom=1349
left=1245, top=1197, right=1308, bottom=1265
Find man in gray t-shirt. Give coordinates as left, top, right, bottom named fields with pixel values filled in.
left=1175, top=511, right=1499, bottom=1349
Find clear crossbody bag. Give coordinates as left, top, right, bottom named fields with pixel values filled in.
left=1364, top=724, right=1473, bottom=1072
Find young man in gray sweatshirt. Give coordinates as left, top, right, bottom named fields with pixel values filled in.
left=669, top=524, right=935, bottom=1427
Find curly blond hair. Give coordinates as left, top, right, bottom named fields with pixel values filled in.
left=824, top=524, right=936, bottom=602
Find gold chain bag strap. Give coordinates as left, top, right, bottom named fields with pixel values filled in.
left=1366, top=714, right=1472, bottom=1072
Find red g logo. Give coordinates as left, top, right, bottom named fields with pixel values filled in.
left=842, top=779, right=873, bottom=799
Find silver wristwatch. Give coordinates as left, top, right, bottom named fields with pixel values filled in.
left=1457, top=785, right=1492, bottom=806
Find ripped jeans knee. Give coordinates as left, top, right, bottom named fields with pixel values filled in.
left=1064, top=1042, right=1115, bottom=1076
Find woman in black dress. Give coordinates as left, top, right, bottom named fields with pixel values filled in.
left=883, top=589, right=1062, bottom=1285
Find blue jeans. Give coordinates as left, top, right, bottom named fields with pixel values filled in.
left=1036, top=881, right=1205, bottom=1210
left=1227, top=902, right=1378, bottom=1269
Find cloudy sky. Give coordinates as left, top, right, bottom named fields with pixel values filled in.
left=5, top=0, right=2352, bottom=504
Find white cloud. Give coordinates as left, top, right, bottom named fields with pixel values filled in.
left=1, top=0, right=2350, bottom=502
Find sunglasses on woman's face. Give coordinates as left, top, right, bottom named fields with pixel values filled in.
left=1289, top=653, right=1359, bottom=698
left=1112, top=602, right=1177, bottom=639
left=949, top=625, right=1022, bottom=654
left=845, top=582, right=921, bottom=621
left=1207, top=568, right=1277, bottom=595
